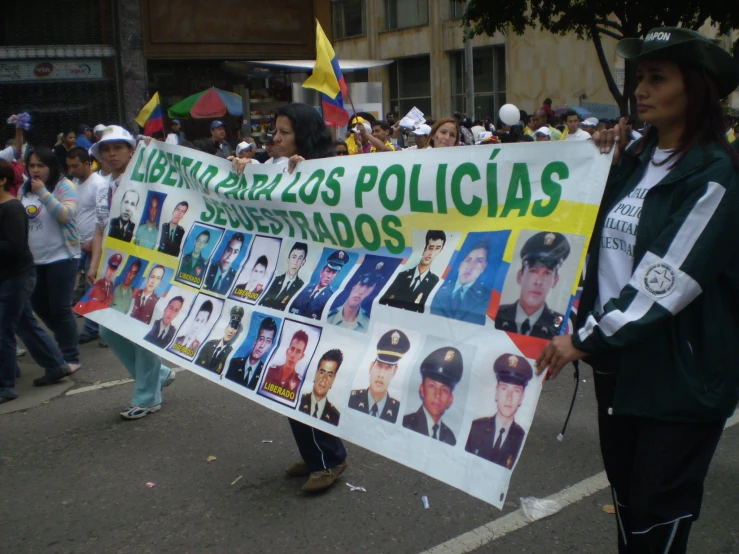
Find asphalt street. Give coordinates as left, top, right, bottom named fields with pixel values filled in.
left=2, top=335, right=737, bottom=554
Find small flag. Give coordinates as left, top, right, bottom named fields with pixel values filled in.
left=302, top=20, right=350, bottom=127
left=135, top=92, right=165, bottom=136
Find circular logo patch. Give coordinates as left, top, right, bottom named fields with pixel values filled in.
left=643, top=263, right=676, bottom=298
left=26, top=204, right=41, bottom=219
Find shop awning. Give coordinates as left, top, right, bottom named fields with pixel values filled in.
left=0, top=45, right=117, bottom=60
left=224, top=59, right=394, bottom=72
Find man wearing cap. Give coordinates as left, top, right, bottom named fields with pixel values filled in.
left=134, top=195, right=161, bottom=249
left=93, top=124, right=106, bottom=142
left=235, top=139, right=260, bottom=163
left=158, top=201, right=188, bottom=256
left=108, top=189, right=139, bottom=242
left=204, top=233, right=245, bottom=295
left=403, top=347, right=463, bottom=446
left=195, top=306, right=245, bottom=374
left=165, top=120, right=186, bottom=146
left=535, top=127, right=552, bottom=142
left=289, top=250, right=348, bottom=319
left=110, top=258, right=141, bottom=314
left=562, top=110, right=591, bottom=141
left=226, top=316, right=277, bottom=389
left=145, top=296, right=184, bottom=348
left=195, top=121, right=232, bottom=159
left=131, top=265, right=165, bottom=325
left=407, top=124, right=431, bottom=150
left=87, top=125, right=174, bottom=420
left=76, top=124, right=94, bottom=149
left=233, top=255, right=269, bottom=301
left=431, top=240, right=492, bottom=325
left=529, top=110, right=562, bottom=140
left=380, top=230, right=446, bottom=313
left=580, top=117, right=598, bottom=136
left=326, top=268, right=380, bottom=331
left=495, top=232, right=570, bottom=339
left=87, top=253, right=121, bottom=306
left=465, top=353, right=532, bottom=469
left=259, top=242, right=308, bottom=310
left=349, top=328, right=410, bottom=423
left=298, top=348, right=343, bottom=426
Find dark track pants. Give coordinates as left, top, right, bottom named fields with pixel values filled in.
left=288, top=418, right=346, bottom=473
left=593, top=370, right=724, bottom=554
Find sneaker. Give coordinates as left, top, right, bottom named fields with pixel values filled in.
left=16, top=347, right=26, bottom=357
left=78, top=333, right=99, bottom=344
left=301, top=460, right=348, bottom=492
left=33, top=365, right=72, bottom=387
left=162, top=369, right=176, bottom=389
left=285, top=461, right=310, bottom=478
left=98, top=339, right=108, bottom=348
left=120, top=404, right=161, bottom=420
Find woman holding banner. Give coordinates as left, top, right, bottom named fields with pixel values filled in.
left=536, top=28, right=739, bottom=553
left=232, top=103, right=346, bottom=492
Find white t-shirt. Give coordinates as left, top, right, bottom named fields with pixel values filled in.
left=95, top=173, right=120, bottom=230
left=565, top=128, right=591, bottom=141
left=596, top=147, right=674, bottom=311
left=0, top=145, right=15, bottom=161
left=264, top=156, right=289, bottom=165
left=21, top=187, right=80, bottom=265
left=74, top=172, right=107, bottom=242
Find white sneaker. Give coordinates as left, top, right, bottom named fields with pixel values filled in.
left=120, top=405, right=161, bottom=420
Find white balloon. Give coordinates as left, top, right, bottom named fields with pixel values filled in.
left=498, top=104, right=520, bottom=126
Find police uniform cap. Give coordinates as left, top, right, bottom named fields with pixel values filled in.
left=520, top=232, right=570, bottom=269
left=108, top=253, right=123, bottom=269
left=326, top=250, right=348, bottom=271
left=420, top=347, right=463, bottom=389
left=229, top=306, right=245, bottom=327
left=375, top=329, right=410, bottom=364
left=493, top=353, right=533, bottom=387
left=355, top=271, right=380, bottom=287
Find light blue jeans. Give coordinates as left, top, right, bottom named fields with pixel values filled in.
left=99, top=326, right=171, bottom=408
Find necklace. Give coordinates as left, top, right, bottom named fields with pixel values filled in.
left=650, top=148, right=678, bottom=167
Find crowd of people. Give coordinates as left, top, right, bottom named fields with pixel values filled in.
left=1, top=25, right=739, bottom=553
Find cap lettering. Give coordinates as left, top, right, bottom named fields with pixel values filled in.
left=645, top=31, right=671, bottom=42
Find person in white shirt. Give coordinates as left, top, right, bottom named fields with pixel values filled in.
left=563, top=110, right=592, bottom=141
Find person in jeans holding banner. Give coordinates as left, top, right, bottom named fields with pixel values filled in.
left=87, top=126, right=174, bottom=420
left=536, top=29, right=739, bottom=553
left=233, top=103, right=346, bottom=492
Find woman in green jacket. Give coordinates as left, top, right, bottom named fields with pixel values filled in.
left=537, top=28, right=739, bottom=553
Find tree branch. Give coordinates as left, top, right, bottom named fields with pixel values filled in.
left=595, top=27, right=623, bottom=41
left=595, top=18, right=624, bottom=33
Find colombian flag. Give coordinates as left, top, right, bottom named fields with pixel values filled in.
left=134, top=92, right=165, bottom=136
left=302, top=20, right=350, bottom=127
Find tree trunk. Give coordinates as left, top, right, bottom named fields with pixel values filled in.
left=591, top=26, right=626, bottom=115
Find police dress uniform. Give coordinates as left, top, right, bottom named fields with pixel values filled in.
left=144, top=319, right=176, bottom=348
left=130, top=290, right=159, bottom=325
left=494, top=231, right=570, bottom=338
left=88, top=253, right=122, bottom=305
left=465, top=354, right=532, bottom=469
left=158, top=222, right=185, bottom=256
left=289, top=250, right=348, bottom=319
left=299, top=392, right=341, bottom=426
left=180, top=252, right=207, bottom=279
left=108, top=216, right=135, bottom=242
left=348, top=329, right=411, bottom=424
left=430, top=279, right=492, bottom=325
left=379, top=267, right=438, bottom=313
left=263, top=364, right=301, bottom=394
left=402, top=346, right=464, bottom=445
left=225, top=356, right=264, bottom=390
left=203, top=264, right=238, bottom=295
left=258, top=273, right=304, bottom=310
left=325, top=270, right=380, bottom=330
left=195, top=307, right=244, bottom=374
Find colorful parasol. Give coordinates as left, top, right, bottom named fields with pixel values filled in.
left=167, top=87, right=243, bottom=119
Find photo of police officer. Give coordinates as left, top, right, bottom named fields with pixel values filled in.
left=231, top=235, right=281, bottom=304
left=430, top=232, right=509, bottom=325
left=225, top=313, right=281, bottom=390
left=495, top=231, right=580, bottom=339
left=134, top=191, right=166, bottom=250
left=298, top=349, right=344, bottom=426
left=130, top=264, right=173, bottom=325
left=82, top=250, right=124, bottom=307
left=348, top=328, right=413, bottom=424
left=157, top=200, right=189, bottom=256
left=170, top=294, right=224, bottom=359
left=195, top=305, right=246, bottom=375
left=111, top=257, right=146, bottom=315
left=204, top=231, right=251, bottom=296
left=144, top=295, right=186, bottom=349
left=258, top=319, right=321, bottom=407
left=402, top=347, right=464, bottom=446
left=176, top=224, right=224, bottom=288
left=108, top=189, right=139, bottom=242
left=259, top=241, right=311, bottom=311
left=380, top=230, right=459, bottom=313
left=465, top=353, right=533, bottom=470
left=326, top=255, right=401, bottom=332
left=289, top=248, right=358, bottom=320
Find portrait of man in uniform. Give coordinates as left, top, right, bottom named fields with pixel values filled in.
left=402, top=347, right=463, bottom=445
left=195, top=306, right=245, bottom=375
left=131, top=264, right=166, bottom=325
left=87, top=252, right=122, bottom=306
left=144, top=295, right=185, bottom=348
left=134, top=193, right=162, bottom=249
left=204, top=233, right=246, bottom=295
left=495, top=232, right=571, bottom=339
left=259, top=242, right=308, bottom=310
left=261, top=329, right=310, bottom=398
left=179, top=229, right=211, bottom=281
left=225, top=316, right=278, bottom=390
left=380, top=230, right=446, bottom=313
left=108, top=190, right=139, bottom=243
left=157, top=200, right=189, bottom=256
left=298, top=349, right=343, bottom=426
left=110, top=258, right=142, bottom=314
left=465, top=353, right=533, bottom=469
left=431, top=240, right=494, bottom=325
left=326, top=271, right=378, bottom=331
left=174, top=299, right=215, bottom=352
left=232, top=255, right=269, bottom=301
left=289, top=250, right=349, bottom=320
left=348, top=328, right=411, bottom=423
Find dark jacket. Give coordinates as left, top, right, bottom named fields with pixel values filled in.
left=259, top=273, right=304, bottom=310
left=225, top=357, right=264, bottom=390
left=0, top=199, right=34, bottom=281
left=158, top=222, right=185, bottom=256
left=289, top=283, right=334, bottom=320
left=108, top=217, right=135, bottom=243
left=465, top=416, right=525, bottom=469
left=379, top=267, right=438, bottom=313
left=402, top=406, right=456, bottom=445
left=430, top=278, right=492, bottom=325
left=299, top=392, right=341, bottom=426
left=573, top=138, right=739, bottom=422
left=144, top=319, right=176, bottom=348
left=348, top=388, right=400, bottom=423
left=195, top=339, right=234, bottom=375
left=494, top=301, right=565, bottom=339
left=204, top=264, right=237, bottom=295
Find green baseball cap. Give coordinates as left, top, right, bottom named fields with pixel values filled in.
left=616, top=28, right=739, bottom=98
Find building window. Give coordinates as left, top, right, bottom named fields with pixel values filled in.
left=388, top=55, right=432, bottom=118
left=450, top=45, right=506, bottom=121
left=449, top=1, right=465, bottom=20
left=385, top=0, right=429, bottom=31
left=332, top=0, right=366, bottom=40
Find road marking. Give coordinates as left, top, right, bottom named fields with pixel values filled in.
left=66, top=368, right=183, bottom=396
left=422, top=413, right=739, bottom=554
